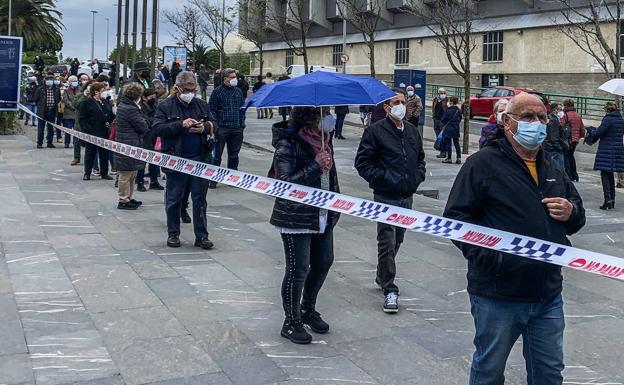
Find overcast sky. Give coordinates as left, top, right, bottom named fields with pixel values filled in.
left=57, top=0, right=237, bottom=60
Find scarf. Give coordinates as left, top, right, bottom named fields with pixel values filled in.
left=298, top=126, right=333, bottom=168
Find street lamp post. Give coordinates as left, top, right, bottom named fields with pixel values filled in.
left=8, top=0, right=12, bottom=35
left=106, top=18, right=110, bottom=60
left=91, top=10, right=98, bottom=60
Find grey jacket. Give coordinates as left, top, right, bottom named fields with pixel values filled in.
left=114, top=97, right=150, bottom=171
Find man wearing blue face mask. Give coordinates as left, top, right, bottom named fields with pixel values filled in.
left=33, top=72, right=61, bottom=148
left=444, top=93, right=586, bottom=385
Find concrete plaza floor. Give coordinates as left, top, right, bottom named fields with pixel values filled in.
left=0, top=111, right=623, bottom=385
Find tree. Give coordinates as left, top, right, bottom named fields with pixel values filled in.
left=0, top=0, right=64, bottom=52
left=226, top=51, right=251, bottom=75
left=404, top=0, right=478, bottom=154
left=238, top=0, right=267, bottom=76
left=266, top=0, right=311, bottom=74
left=191, top=0, right=238, bottom=70
left=163, top=4, right=204, bottom=68
left=554, top=0, right=621, bottom=92
left=108, top=44, right=162, bottom=66
left=337, top=0, right=387, bottom=77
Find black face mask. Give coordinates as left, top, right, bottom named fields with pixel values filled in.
left=146, top=98, right=156, bottom=107
left=140, top=70, right=150, bottom=79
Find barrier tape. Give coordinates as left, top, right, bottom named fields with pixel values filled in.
left=18, top=104, right=624, bottom=282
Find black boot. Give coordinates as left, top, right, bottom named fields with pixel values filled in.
left=137, top=182, right=147, bottom=192
left=301, top=309, right=329, bottom=334
left=281, top=320, right=312, bottom=344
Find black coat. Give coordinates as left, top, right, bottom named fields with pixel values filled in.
left=269, top=121, right=340, bottom=231
left=355, top=117, right=426, bottom=199
left=139, top=100, right=157, bottom=150
left=79, top=97, right=114, bottom=138
left=593, top=111, right=624, bottom=172
left=543, top=112, right=565, bottom=152
left=153, top=94, right=215, bottom=163
left=114, top=97, right=150, bottom=171
left=34, top=85, right=61, bottom=113
left=440, top=105, right=462, bottom=138
left=443, top=135, right=586, bottom=302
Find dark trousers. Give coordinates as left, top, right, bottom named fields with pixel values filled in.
left=445, top=136, right=461, bottom=160
left=37, top=109, right=56, bottom=146
left=84, top=143, right=109, bottom=177
left=601, top=171, right=616, bottom=204
left=566, top=142, right=578, bottom=181
left=164, top=171, right=208, bottom=239
left=375, top=194, right=413, bottom=295
left=62, top=119, right=74, bottom=146
left=434, top=118, right=445, bottom=155
left=55, top=113, right=63, bottom=140
left=136, top=164, right=160, bottom=185
left=280, top=230, right=334, bottom=323
left=213, top=130, right=244, bottom=170
left=335, top=113, right=347, bottom=137
left=181, top=184, right=191, bottom=212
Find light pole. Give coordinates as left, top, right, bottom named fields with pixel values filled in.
left=106, top=18, right=110, bottom=60
left=8, top=0, right=12, bottom=35
left=90, top=10, right=98, bottom=60
left=342, top=3, right=347, bottom=74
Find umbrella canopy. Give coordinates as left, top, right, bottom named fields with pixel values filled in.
left=598, top=78, right=624, bottom=96
left=243, top=71, right=397, bottom=109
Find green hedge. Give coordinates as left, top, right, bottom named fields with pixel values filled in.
left=0, top=112, right=22, bottom=135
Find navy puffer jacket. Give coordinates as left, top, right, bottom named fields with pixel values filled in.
left=593, top=111, right=624, bottom=173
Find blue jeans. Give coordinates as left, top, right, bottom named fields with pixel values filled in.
left=549, top=151, right=565, bottom=171
left=25, top=103, right=37, bottom=125
left=335, top=113, right=347, bottom=137
left=469, top=293, right=564, bottom=385
left=62, top=118, right=74, bottom=146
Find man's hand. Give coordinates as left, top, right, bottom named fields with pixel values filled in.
left=542, top=197, right=573, bottom=222
left=182, top=118, right=198, bottom=128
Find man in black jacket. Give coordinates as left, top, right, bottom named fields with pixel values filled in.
left=354, top=88, right=426, bottom=313
left=153, top=71, right=216, bottom=250
left=444, top=93, right=586, bottom=385
left=543, top=103, right=566, bottom=171
left=33, top=73, right=61, bottom=148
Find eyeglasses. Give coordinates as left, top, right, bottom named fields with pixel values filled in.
left=180, top=87, right=196, bottom=93
left=507, top=112, right=548, bottom=124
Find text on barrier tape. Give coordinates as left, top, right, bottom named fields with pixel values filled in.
left=18, top=104, right=624, bottom=282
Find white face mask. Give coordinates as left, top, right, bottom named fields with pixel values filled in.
left=229, top=78, right=239, bottom=87
left=439, top=94, right=446, bottom=100
left=321, top=114, right=335, bottom=133
left=496, top=111, right=504, bottom=125
left=557, top=111, right=565, bottom=119
left=179, top=92, right=194, bottom=104
left=407, top=91, right=414, bottom=97
left=389, top=103, right=406, bottom=120
left=101, top=90, right=110, bottom=99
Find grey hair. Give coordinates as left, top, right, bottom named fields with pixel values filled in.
left=152, top=79, right=163, bottom=87
left=493, top=98, right=509, bottom=113
left=175, top=71, right=197, bottom=87
left=223, top=68, right=237, bottom=78
left=505, top=92, right=542, bottom=113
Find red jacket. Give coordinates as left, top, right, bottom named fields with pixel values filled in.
left=560, top=108, right=585, bottom=143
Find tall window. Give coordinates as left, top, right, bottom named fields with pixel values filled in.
left=332, top=44, right=343, bottom=66
left=395, top=39, right=409, bottom=65
left=285, top=49, right=294, bottom=67
left=483, top=31, right=503, bottom=62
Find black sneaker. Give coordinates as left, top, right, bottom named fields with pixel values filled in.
left=456, top=159, right=462, bottom=164
left=181, top=210, right=192, bottom=223
left=117, top=201, right=138, bottom=210
left=149, top=181, right=165, bottom=190
left=137, top=183, right=147, bottom=192
left=194, top=237, right=214, bottom=250
left=436, top=153, right=447, bottom=159
left=64, top=143, right=70, bottom=148
left=130, top=199, right=142, bottom=206
left=301, top=309, right=329, bottom=334
left=167, top=234, right=181, bottom=248
left=208, top=181, right=217, bottom=189
left=83, top=174, right=90, bottom=181
left=36, top=144, right=43, bottom=149
left=281, top=320, right=312, bottom=344
left=46, top=143, right=56, bottom=148
left=383, top=292, right=399, bottom=314
left=101, top=175, right=113, bottom=180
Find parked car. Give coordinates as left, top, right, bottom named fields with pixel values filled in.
left=49, top=64, right=70, bottom=77
left=469, top=86, right=550, bottom=118
left=286, top=65, right=337, bottom=78
left=78, top=60, right=129, bottom=79
left=21, top=64, right=35, bottom=75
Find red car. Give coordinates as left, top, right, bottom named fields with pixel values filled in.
left=469, top=86, right=550, bottom=118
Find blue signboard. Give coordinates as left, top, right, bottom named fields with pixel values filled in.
left=163, top=46, right=187, bottom=71
left=394, top=69, right=427, bottom=126
left=0, top=36, right=23, bottom=111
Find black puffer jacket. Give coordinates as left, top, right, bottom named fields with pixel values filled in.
left=444, top=134, right=586, bottom=302
left=269, top=121, right=340, bottom=231
left=542, top=112, right=565, bottom=152
left=114, top=97, right=150, bottom=171
left=139, top=100, right=156, bottom=150
left=355, top=117, right=426, bottom=199
left=79, top=97, right=114, bottom=138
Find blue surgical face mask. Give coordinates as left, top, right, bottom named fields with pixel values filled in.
left=53, top=80, right=60, bottom=86
left=71, top=81, right=79, bottom=88
left=510, top=117, right=547, bottom=150
left=45, top=80, right=53, bottom=87
left=439, top=94, right=446, bottom=100
left=321, top=114, right=335, bottom=133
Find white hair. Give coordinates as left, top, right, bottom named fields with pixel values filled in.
left=175, top=71, right=197, bottom=87
left=493, top=98, right=509, bottom=113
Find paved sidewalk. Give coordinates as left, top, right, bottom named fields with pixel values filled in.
left=0, top=114, right=623, bottom=385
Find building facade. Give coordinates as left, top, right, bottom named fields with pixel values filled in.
left=239, top=0, right=621, bottom=96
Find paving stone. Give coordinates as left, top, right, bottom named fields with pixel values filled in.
left=92, top=306, right=188, bottom=350
left=0, top=272, right=12, bottom=293
left=145, top=372, right=234, bottom=385
left=217, top=354, right=287, bottom=385
left=0, top=353, right=34, bottom=385
left=129, top=260, right=179, bottom=280
left=0, top=293, right=19, bottom=321
left=53, top=375, right=125, bottom=385
left=111, top=335, right=220, bottom=385
left=0, top=318, right=27, bottom=355
left=11, top=270, right=77, bottom=303
left=145, top=277, right=196, bottom=299
left=67, top=264, right=161, bottom=312
left=275, top=356, right=379, bottom=384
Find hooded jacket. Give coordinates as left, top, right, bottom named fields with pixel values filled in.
left=444, top=134, right=586, bottom=302
left=355, top=117, right=426, bottom=199
left=114, top=96, right=150, bottom=171
left=269, top=121, right=340, bottom=230
left=593, top=110, right=624, bottom=173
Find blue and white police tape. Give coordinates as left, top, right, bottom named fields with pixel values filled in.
left=19, top=104, right=624, bottom=282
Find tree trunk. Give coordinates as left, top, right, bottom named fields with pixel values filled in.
left=259, top=46, right=264, bottom=77
left=301, top=28, right=309, bottom=74
left=368, top=40, right=376, bottom=78
left=462, top=74, right=471, bottom=154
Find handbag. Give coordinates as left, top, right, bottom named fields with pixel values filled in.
left=108, top=120, right=117, bottom=140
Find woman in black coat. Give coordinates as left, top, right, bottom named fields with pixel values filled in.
left=136, top=88, right=164, bottom=191
left=79, top=82, right=114, bottom=180
left=440, top=95, right=463, bottom=164
left=114, top=83, right=150, bottom=209
left=270, top=107, right=340, bottom=345
left=593, top=102, right=624, bottom=210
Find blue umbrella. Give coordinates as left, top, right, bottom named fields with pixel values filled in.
left=243, top=71, right=396, bottom=109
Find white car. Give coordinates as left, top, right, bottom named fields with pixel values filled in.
left=21, top=64, right=35, bottom=75
left=286, top=65, right=337, bottom=78
left=78, top=61, right=130, bottom=79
